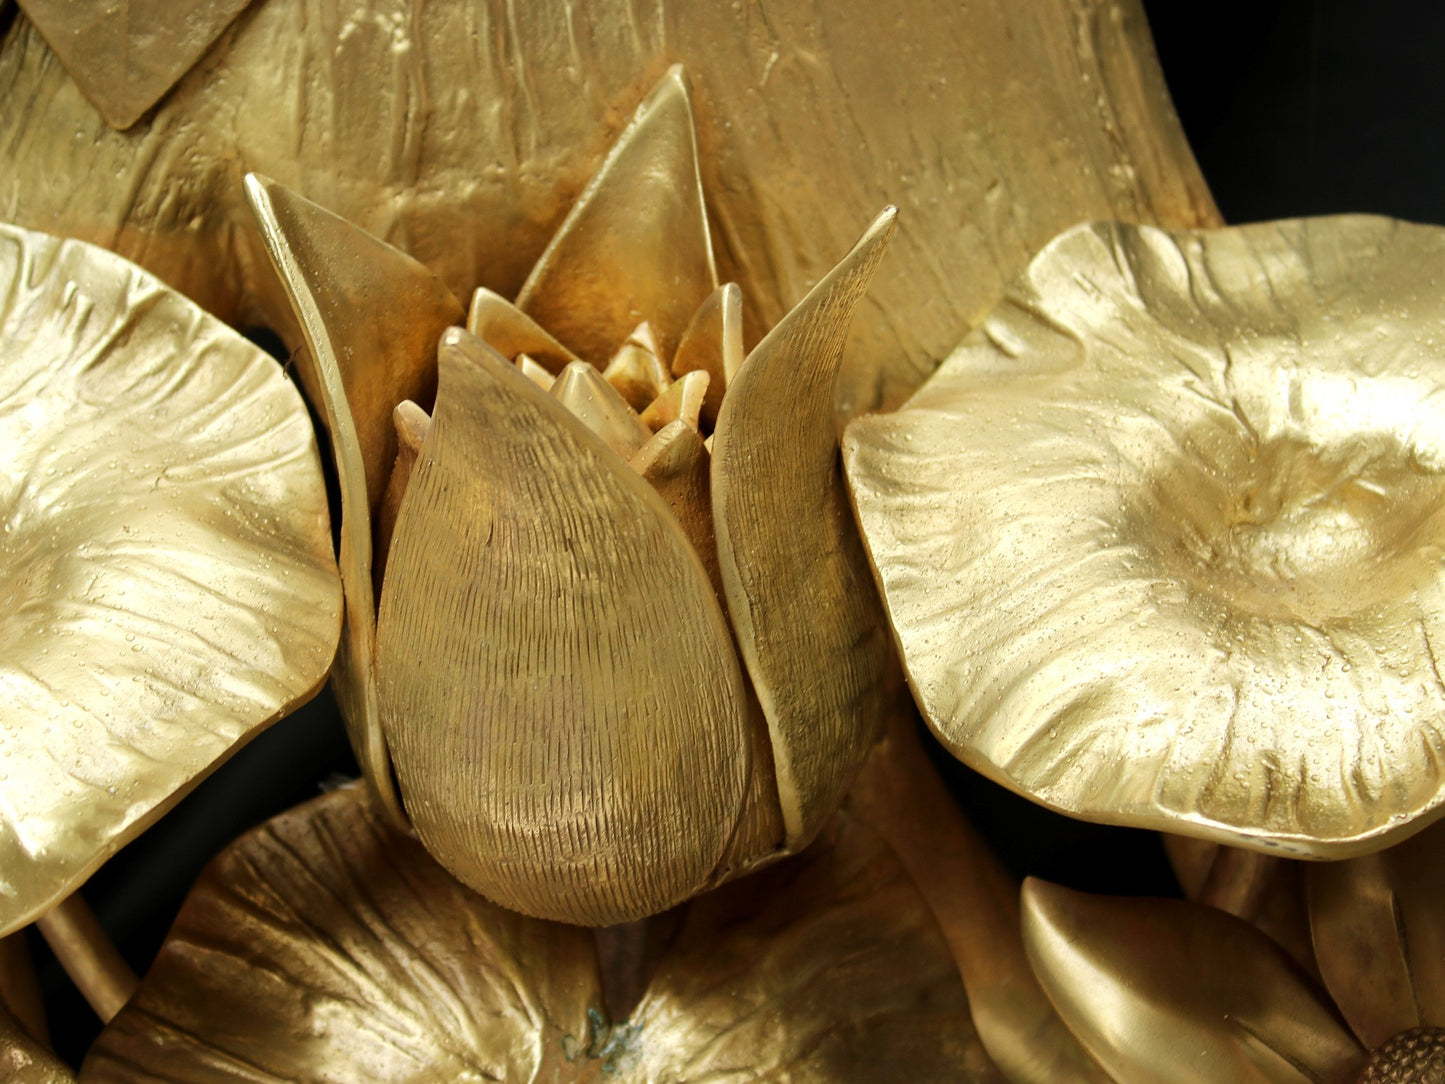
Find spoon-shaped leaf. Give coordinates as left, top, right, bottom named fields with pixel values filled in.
left=0, top=223, right=339, bottom=936
left=376, top=329, right=750, bottom=925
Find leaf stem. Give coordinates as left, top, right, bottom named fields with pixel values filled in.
left=36, top=893, right=137, bottom=1023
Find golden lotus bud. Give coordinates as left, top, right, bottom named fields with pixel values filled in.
left=249, top=67, right=898, bottom=925
left=845, top=215, right=1445, bottom=858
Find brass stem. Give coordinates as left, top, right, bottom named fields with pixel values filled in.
left=35, top=893, right=137, bottom=1022
left=1197, top=846, right=1278, bottom=920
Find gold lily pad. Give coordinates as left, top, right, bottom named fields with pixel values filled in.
left=713, top=207, right=897, bottom=845
left=16, top=0, right=254, bottom=130
left=84, top=784, right=998, bottom=1082
left=845, top=215, right=1445, bottom=856
left=0, top=224, right=339, bottom=936
left=375, top=329, right=750, bottom=925
left=1021, top=879, right=1364, bottom=1083
left=246, top=173, right=464, bottom=827
left=0, top=0, right=1217, bottom=417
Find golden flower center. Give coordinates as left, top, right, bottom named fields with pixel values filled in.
left=1359, top=1027, right=1445, bottom=1084
left=1137, top=429, right=1445, bottom=627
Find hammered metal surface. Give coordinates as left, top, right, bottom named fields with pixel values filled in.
left=0, top=0, right=1217, bottom=418
left=846, top=216, right=1445, bottom=856
left=0, top=224, right=339, bottom=936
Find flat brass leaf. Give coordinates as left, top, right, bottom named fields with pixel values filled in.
left=375, top=329, right=751, bottom=924
left=712, top=207, right=897, bottom=845
left=1022, top=879, right=1364, bottom=1083
left=845, top=216, right=1445, bottom=856
left=515, top=64, right=718, bottom=365
left=15, top=0, right=254, bottom=129
left=246, top=173, right=464, bottom=827
left=1308, top=819, right=1445, bottom=1048
left=0, top=223, right=340, bottom=936
left=85, top=784, right=996, bottom=1082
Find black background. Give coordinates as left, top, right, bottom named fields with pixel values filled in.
left=29, top=0, right=1445, bottom=1064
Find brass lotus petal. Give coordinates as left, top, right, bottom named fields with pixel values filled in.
left=0, top=0, right=1216, bottom=417
left=550, top=361, right=655, bottom=462
left=672, top=282, right=744, bottom=428
left=638, top=370, right=708, bottom=432
left=466, top=287, right=578, bottom=374
left=375, top=329, right=750, bottom=924
left=846, top=215, right=1445, bottom=856
left=1, top=1003, right=70, bottom=1084
left=82, top=784, right=602, bottom=1083
left=515, top=65, right=717, bottom=367
left=15, top=0, right=254, bottom=130
left=1022, top=879, right=1364, bottom=1083
left=603, top=328, right=671, bottom=413
left=628, top=420, right=720, bottom=597
left=246, top=173, right=464, bottom=826
left=0, top=224, right=339, bottom=936
left=712, top=207, right=897, bottom=844
left=1308, top=819, right=1445, bottom=1048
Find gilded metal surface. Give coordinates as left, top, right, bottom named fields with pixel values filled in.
left=846, top=710, right=1109, bottom=1083
left=376, top=329, right=751, bottom=924
left=0, top=224, right=340, bottom=937
left=846, top=215, right=1445, bottom=857
left=15, top=0, right=254, bottom=129
left=0, top=0, right=1217, bottom=419
left=84, top=784, right=998, bottom=1081
left=1021, top=879, right=1365, bottom=1082
left=34, top=894, right=135, bottom=1022
left=246, top=173, right=462, bottom=825
left=247, top=66, right=896, bottom=924
left=0, top=1003, right=71, bottom=1084
left=712, top=207, right=897, bottom=845
left=1307, top=819, right=1445, bottom=1050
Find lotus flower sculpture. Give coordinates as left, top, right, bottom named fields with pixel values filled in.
left=246, top=67, right=899, bottom=925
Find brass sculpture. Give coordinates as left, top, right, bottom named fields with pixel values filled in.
left=846, top=215, right=1445, bottom=857
left=0, top=223, right=340, bottom=939
left=246, top=66, right=900, bottom=925
left=1021, top=817, right=1445, bottom=1081
left=82, top=782, right=997, bottom=1082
